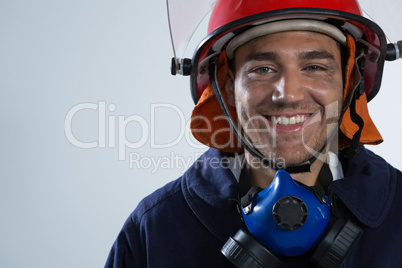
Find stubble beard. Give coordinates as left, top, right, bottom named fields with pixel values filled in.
left=238, top=107, right=340, bottom=168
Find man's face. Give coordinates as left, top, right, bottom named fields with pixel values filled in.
left=226, top=31, right=344, bottom=166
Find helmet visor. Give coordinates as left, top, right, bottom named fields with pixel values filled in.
left=166, top=0, right=215, bottom=62
left=167, top=0, right=401, bottom=61
left=360, top=0, right=401, bottom=42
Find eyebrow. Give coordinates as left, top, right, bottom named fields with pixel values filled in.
left=243, top=50, right=335, bottom=63
left=300, top=50, right=335, bottom=61
left=244, top=52, right=279, bottom=63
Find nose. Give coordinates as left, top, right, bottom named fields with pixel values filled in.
left=271, top=69, right=305, bottom=104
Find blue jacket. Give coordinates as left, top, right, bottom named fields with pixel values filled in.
left=105, top=147, right=402, bottom=267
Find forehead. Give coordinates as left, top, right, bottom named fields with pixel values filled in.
left=235, top=31, right=341, bottom=59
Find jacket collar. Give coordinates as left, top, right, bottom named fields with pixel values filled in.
left=181, top=148, right=243, bottom=243
left=330, top=146, right=397, bottom=227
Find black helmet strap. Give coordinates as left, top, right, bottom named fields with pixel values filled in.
left=343, top=55, right=366, bottom=156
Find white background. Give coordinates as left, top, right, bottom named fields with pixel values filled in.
left=1, top=1, right=401, bottom=267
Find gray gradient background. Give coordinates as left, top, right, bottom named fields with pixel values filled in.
left=1, top=1, right=401, bottom=267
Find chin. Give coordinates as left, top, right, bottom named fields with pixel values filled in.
left=264, top=147, right=317, bottom=168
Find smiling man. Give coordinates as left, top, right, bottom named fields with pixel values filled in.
left=106, top=0, right=402, bottom=267
left=225, top=30, right=345, bottom=187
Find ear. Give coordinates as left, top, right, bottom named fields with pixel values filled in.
left=224, top=69, right=236, bottom=107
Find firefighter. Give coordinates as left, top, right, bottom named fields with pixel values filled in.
left=106, top=0, right=402, bottom=267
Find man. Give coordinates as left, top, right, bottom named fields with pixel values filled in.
left=106, top=0, right=402, bottom=267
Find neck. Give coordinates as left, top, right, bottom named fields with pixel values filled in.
left=245, top=151, right=330, bottom=188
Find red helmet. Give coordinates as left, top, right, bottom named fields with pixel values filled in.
left=190, top=0, right=387, bottom=104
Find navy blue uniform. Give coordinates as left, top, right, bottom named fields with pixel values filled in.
left=106, top=147, right=402, bottom=267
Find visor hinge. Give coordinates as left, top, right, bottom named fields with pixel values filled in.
left=386, top=41, right=402, bottom=61
left=170, top=58, right=192, bottom=76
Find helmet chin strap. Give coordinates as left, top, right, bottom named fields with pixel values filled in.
left=208, top=57, right=340, bottom=174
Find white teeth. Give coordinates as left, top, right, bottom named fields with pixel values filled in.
left=295, top=115, right=301, bottom=124
left=271, top=115, right=308, bottom=126
left=289, top=117, right=296, bottom=125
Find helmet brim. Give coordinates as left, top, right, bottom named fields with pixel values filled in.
left=190, top=8, right=387, bottom=104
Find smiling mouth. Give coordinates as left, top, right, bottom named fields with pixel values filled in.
left=267, top=114, right=312, bottom=126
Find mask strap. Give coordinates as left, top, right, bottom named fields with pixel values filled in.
left=237, top=160, right=262, bottom=213
left=307, top=162, right=333, bottom=204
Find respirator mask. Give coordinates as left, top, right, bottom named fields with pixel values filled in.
left=221, top=165, right=363, bottom=268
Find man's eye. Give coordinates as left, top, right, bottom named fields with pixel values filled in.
left=253, top=67, right=274, bottom=74
left=305, top=65, right=326, bottom=71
